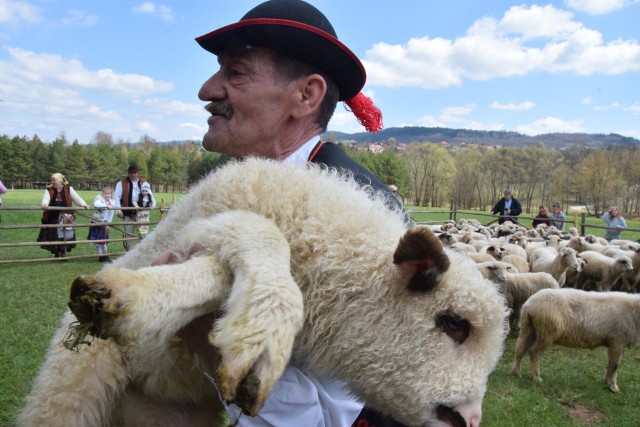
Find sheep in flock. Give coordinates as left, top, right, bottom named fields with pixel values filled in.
left=501, top=254, right=530, bottom=273
left=568, top=237, right=608, bottom=254
left=500, top=243, right=528, bottom=262
left=572, top=251, right=633, bottom=292
left=19, top=159, right=509, bottom=427
left=484, top=268, right=559, bottom=330
left=513, top=288, right=640, bottom=392
left=603, top=246, right=640, bottom=292
left=585, top=234, right=609, bottom=246
left=529, top=247, right=581, bottom=287
left=475, top=260, right=516, bottom=282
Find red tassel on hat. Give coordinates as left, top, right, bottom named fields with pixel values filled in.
left=344, top=92, right=383, bottom=134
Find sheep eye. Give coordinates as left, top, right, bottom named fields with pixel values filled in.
left=436, top=312, right=470, bottom=345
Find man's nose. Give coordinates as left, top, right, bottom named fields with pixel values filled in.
left=198, top=72, right=225, bottom=101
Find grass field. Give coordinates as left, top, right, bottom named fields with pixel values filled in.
left=2, top=191, right=640, bottom=426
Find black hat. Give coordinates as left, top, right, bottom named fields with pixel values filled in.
left=127, top=164, right=140, bottom=172
left=196, top=0, right=365, bottom=101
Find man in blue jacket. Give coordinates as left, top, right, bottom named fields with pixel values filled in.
left=491, top=189, right=522, bottom=224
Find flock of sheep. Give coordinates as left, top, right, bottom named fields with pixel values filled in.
left=432, top=219, right=640, bottom=393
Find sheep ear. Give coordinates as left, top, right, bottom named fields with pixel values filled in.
left=393, top=228, right=451, bottom=293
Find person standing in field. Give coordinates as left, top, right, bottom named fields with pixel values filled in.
left=114, top=164, right=147, bottom=251
left=37, top=173, right=90, bottom=258
left=88, top=186, right=116, bottom=262
left=491, top=189, right=522, bottom=225
left=134, top=182, right=156, bottom=239
left=602, top=206, right=627, bottom=241
left=175, top=1, right=406, bottom=426
left=549, top=201, right=566, bottom=231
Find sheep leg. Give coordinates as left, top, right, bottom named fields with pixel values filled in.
left=68, top=211, right=304, bottom=417
left=512, top=316, right=537, bottom=377
left=605, top=345, right=624, bottom=393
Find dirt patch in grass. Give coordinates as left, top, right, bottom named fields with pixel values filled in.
left=562, top=401, right=606, bottom=424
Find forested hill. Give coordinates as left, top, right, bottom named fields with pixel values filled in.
left=323, top=126, right=640, bottom=149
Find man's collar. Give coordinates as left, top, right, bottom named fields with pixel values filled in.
left=282, top=135, right=322, bottom=165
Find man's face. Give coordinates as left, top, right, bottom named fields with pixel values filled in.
left=198, top=46, right=297, bottom=158
left=128, top=171, right=139, bottom=181
left=504, top=193, right=512, bottom=201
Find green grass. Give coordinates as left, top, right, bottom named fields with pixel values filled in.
left=3, top=192, right=640, bottom=426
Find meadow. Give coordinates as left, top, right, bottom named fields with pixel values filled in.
left=2, top=190, right=640, bottom=426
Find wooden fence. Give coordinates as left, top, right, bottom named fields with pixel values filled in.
left=2, top=206, right=638, bottom=264
left=0, top=204, right=170, bottom=264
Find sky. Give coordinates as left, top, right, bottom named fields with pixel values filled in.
left=1, top=0, right=640, bottom=144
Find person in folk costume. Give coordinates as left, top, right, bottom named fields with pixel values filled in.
left=37, top=173, right=90, bottom=258
left=113, top=163, right=148, bottom=251
left=171, top=1, right=411, bottom=426
left=88, top=186, right=116, bottom=262
left=134, top=181, right=156, bottom=239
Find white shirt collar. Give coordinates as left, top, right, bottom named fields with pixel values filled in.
left=282, top=135, right=322, bottom=165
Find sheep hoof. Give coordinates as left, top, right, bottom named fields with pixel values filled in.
left=608, top=384, right=620, bottom=393
left=511, top=367, right=521, bottom=378
left=67, top=275, right=118, bottom=340
left=533, top=376, right=543, bottom=383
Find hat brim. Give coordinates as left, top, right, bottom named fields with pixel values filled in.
left=196, top=18, right=366, bottom=101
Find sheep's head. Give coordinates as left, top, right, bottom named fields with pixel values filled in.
left=330, top=227, right=509, bottom=427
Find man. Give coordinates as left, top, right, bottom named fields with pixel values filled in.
left=114, top=163, right=147, bottom=251
left=491, top=189, right=522, bottom=225
left=180, top=1, right=405, bottom=425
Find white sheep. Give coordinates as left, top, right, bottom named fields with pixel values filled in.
left=567, top=236, right=608, bottom=254
left=529, top=247, right=581, bottom=286
left=501, top=254, right=530, bottom=273
left=513, top=288, right=640, bottom=392
left=475, top=260, right=516, bottom=282
left=573, top=251, right=633, bottom=292
left=500, top=243, right=528, bottom=262
left=603, top=247, right=640, bottom=292
left=585, top=234, right=609, bottom=246
left=19, top=159, right=509, bottom=427
left=485, top=269, right=559, bottom=330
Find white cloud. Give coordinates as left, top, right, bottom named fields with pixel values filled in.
left=132, top=2, right=173, bottom=21
left=0, top=0, right=41, bottom=24
left=140, top=98, right=204, bottom=117
left=498, top=5, right=581, bottom=40
left=6, top=47, right=173, bottom=96
left=565, top=0, right=630, bottom=15
left=627, top=103, right=640, bottom=114
left=364, top=4, right=640, bottom=89
left=581, top=96, right=595, bottom=105
left=0, top=46, right=198, bottom=143
left=593, top=102, right=621, bottom=111
left=62, top=9, right=99, bottom=27
left=414, top=103, right=503, bottom=131
left=491, top=101, right=536, bottom=111
left=515, top=116, right=585, bottom=135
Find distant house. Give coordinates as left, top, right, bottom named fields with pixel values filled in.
left=396, top=142, right=407, bottom=152
left=439, top=141, right=449, bottom=147
left=368, top=142, right=384, bottom=153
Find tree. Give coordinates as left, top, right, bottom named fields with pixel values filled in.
left=402, top=143, right=455, bottom=206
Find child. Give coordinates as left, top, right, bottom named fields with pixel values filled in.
left=89, top=186, right=116, bottom=262
left=135, top=182, right=156, bottom=239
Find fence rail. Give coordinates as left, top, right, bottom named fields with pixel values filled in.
left=2, top=206, right=639, bottom=264
left=0, top=204, right=170, bottom=264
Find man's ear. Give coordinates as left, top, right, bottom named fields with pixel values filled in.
left=291, top=74, right=326, bottom=119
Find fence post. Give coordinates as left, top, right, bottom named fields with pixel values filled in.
left=580, top=213, right=586, bottom=236
left=449, top=199, right=454, bottom=221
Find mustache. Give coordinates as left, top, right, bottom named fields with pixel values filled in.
left=205, top=101, right=234, bottom=119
